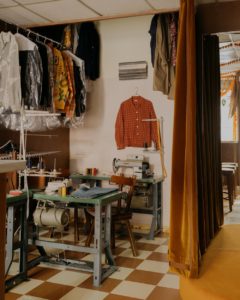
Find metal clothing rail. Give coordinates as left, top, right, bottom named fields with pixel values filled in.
left=0, top=19, right=64, bottom=49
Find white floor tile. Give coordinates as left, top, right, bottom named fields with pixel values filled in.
left=39, top=262, right=66, bottom=270
left=47, top=270, right=91, bottom=286
left=109, top=266, right=134, bottom=280
left=111, top=281, right=155, bottom=299
left=158, top=273, right=179, bottom=289
left=155, top=245, right=168, bottom=253
left=137, top=260, right=169, bottom=273
left=11, top=279, right=43, bottom=295
left=82, top=253, right=106, bottom=263
left=115, top=240, right=131, bottom=248
left=8, top=261, right=19, bottom=276
left=137, top=237, right=168, bottom=245
left=119, top=248, right=151, bottom=259
left=60, top=287, right=108, bottom=300
left=17, top=296, right=47, bottom=300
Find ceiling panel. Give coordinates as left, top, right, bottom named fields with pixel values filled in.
left=0, top=0, right=16, bottom=8
left=26, top=0, right=98, bottom=22
left=147, top=0, right=179, bottom=10
left=82, top=0, right=152, bottom=15
left=0, top=5, right=49, bottom=25
left=17, top=0, right=59, bottom=4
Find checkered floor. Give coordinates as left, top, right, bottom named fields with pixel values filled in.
left=5, top=228, right=181, bottom=300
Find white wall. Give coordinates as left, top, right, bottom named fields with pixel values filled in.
left=70, top=15, right=174, bottom=229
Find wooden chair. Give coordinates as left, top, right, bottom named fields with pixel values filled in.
left=84, top=174, right=138, bottom=256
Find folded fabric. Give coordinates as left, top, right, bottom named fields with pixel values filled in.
left=71, top=186, right=118, bottom=198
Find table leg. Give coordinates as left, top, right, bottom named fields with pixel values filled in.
left=93, top=203, right=102, bottom=287
left=104, top=204, right=115, bottom=265
left=5, top=206, right=14, bottom=274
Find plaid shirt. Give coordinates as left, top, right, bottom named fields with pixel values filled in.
left=115, top=96, right=159, bottom=150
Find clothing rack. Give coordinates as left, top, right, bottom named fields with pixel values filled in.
left=0, top=19, right=64, bottom=49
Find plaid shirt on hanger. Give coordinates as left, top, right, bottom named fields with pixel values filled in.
left=115, top=96, right=159, bottom=150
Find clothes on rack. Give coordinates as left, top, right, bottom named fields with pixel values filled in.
left=115, top=96, right=159, bottom=150
left=149, top=12, right=178, bottom=100
left=229, top=71, right=240, bottom=118
left=0, top=32, right=21, bottom=112
left=76, top=22, right=100, bottom=81
left=0, top=30, right=87, bottom=123
left=15, top=33, right=43, bottom=109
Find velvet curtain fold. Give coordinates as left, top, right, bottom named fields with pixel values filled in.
left=169, top=0, right=224, bottom=278
left=196, top=34, right=223, bottom=255
left=168, top=0, right=199, bottom=278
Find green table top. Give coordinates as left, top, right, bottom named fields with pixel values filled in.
left=70, top=173, right=164, bottom=184
left=33, top=191, right=124, bottom=206
left=6, top=191, right=32, bottom=205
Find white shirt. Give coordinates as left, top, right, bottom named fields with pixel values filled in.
left=0, top=32, right=21, bottom=112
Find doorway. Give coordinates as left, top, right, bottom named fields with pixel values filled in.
left=219, top=32, right=240, bottom=224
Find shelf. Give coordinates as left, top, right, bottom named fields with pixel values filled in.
left=18, top=171, right=61, bottom=178
left=0, top=160, right=26, bottom=173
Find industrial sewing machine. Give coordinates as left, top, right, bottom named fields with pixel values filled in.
left=112, top=155, right=152, bottom=179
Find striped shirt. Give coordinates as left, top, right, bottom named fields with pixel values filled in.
left=115, top=96, right=159, bottom=150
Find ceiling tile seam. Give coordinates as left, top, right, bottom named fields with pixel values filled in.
left=77, top=0, right=102, bottom=16
left=18, top=0, right=60, bottom=5
left=0, top=4, right=19, bottom=9
left=145, top=0, right=156, bottom=10
left=12, top=0, right=54, bottom=24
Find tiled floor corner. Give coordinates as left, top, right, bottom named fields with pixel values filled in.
left=5, top=230, right=181, bottom=300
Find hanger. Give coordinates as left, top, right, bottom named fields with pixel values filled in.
left=134, top=86, right=139, bottom=96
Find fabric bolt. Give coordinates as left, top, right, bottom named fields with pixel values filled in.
left=115, top=96, right=159, bottom=150
left=52, top=47, right=68, bottom=111
left=15, top=33, right=43, bottom=109
left=71, top=186, right=118, bottom=199
left=76, top=22, right=100, bottom=81
left=0, top=31, right=21, bottom=112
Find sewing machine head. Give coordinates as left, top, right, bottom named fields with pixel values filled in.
left=112, top=155, right=152, bottom=179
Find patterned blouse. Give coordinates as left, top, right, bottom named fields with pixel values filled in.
left=115, top=96, right=159, bottom=150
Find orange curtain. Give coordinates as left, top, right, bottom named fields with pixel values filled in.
left=168, top=0, right=199, bottom=278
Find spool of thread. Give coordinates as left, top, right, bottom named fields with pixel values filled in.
left=61, top=185, right=66, bottom=197
left=33, top=208, right=69, bottom=227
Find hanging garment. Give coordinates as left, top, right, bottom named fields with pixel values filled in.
left=62, top=52, right=75, bottom=118
left=115, top=96, right=159, bottom=150
left=75, top=22, right=100, bottom=81
left=0, top=32, right=21, bottom=112
left=64, top=50, right=86, bottom=116
left=52, top=47, right=68, bottom=111
left=229, top=72, right=240, bottom=118
left=148, top=14, right=159, bottom=67
left=153, top=15, right=169, bottom=95
left=152, top=13, right=178, bottom=100
left=15, top=33, right=43, bottom=109
left=45, top=44, right=54, bottom=111
left=35, top=42, right=52, bottom=108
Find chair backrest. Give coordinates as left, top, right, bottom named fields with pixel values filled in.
left=109, top=174, right=136, bottom=212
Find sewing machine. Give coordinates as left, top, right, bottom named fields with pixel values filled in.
left=112, top=155, right=152, bottom=179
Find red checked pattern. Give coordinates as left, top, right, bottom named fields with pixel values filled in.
left=115, top=96, right=159, bottom=150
